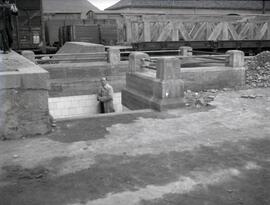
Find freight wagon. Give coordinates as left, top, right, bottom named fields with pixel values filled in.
left=10, top=0, right=44, bottom=52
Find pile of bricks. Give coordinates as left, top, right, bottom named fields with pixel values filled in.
left=246, top=51, right=270, bottom=88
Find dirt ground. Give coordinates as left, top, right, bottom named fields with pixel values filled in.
left=0, top=88, right=270, bottom=205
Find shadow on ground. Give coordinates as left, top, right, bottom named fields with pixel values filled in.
left=0, top=137, right=269, bottom=205
left=47, top=107, right=214, bottom=143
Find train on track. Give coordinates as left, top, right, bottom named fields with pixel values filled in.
left=8, top=2, right=270, bottom=54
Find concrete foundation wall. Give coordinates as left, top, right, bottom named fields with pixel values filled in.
left=122, top=89, right=152, bottom=110
left=122, top=54, right=185, bottom=111
left=41, top=61, right=128, bottom=97
left=0, top=52, right=50, bottom=139
left=125, top=73, right=155, bottom=97
left=181, top=67, right=246, bottom=91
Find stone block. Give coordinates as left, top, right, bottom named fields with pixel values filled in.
left=156, top=57, right=181, bottom=80
left=129, top=52, right=150, bottom=73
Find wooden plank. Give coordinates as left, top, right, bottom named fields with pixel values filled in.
left=208, top=23, right=223, bottom=41
left=178, top=22, right=191, bottom=41
left=228, top=23, right=240, bottom=40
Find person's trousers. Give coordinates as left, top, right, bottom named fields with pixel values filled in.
left=6, top=27, right=13, bottom=48
left=0, top=30, right=9, bottom=51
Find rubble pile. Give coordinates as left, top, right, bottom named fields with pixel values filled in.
left=184, top=89, right=219, bottom=108
left=246, top=51, right=270, bottom=88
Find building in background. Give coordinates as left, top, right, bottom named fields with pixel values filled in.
left=106, top=0, right=270, bottom=15
left=43, top=0, right=99, bottom=20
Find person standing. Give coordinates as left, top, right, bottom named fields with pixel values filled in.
left=0, top=0, right=18, bottom=53
left=97, top=77, right=115, bottom=113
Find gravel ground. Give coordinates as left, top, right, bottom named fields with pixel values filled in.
left=0, top=88, right=269, bottom=205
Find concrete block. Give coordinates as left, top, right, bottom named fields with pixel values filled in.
left=179, top=46, right=192, bottom=56
left=0, top=74, right=21, bottom=89
left=226, top=50, right=244, bottom=68
left=156, top=57, right=181, bottom=80
left=21, top=50, right=36, bottom=63
left=129, top=52, right=150, bottom=73
left=123, top=71, right=185, bottom=111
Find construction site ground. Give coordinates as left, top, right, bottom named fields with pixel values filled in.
left=0, top=88, right=270, bottom=205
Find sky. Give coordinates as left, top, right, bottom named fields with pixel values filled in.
left=88, top=0, right=121, bottom=10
